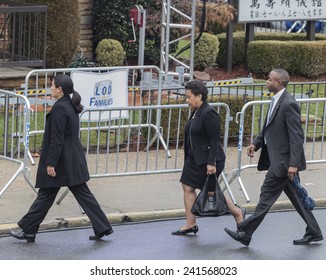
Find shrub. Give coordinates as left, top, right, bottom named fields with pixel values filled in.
left=92, top=0, right=179, bottom=65
left=216, top=31, right=326, bottom=69
left=194, top=33, right=219, bottom=71
left=247, top=40, right=326, bottom=77
left=216, top=31, right=245, bottom=67
left=95, top=39, right=125, bottom=67
left=293, top=41, right=326, bottom=77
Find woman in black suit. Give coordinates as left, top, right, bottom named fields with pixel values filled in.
left=172, top=80, right=245, bottom=235
left=10, top=75, right=113, bottom=242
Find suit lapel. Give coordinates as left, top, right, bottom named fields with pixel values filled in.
left=266, top=90, right=287, bottom=126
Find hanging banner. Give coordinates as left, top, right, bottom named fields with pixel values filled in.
left=237, top=0, right=325, bottom=23
left=71, top=70, right=129, bottom=122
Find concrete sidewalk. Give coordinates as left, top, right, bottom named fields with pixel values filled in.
left=1, top=153, right=326, bottom=235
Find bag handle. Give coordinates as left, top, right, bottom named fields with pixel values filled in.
left=203, top=174, right=218, bottom=195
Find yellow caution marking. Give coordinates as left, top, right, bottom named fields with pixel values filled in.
left=16, top=89, right=46, bottom=95
left=213, top=80, right=242, bottom=86
left=262, top=92, right=274, bottom=97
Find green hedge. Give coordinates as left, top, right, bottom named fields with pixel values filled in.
left=216, top=31, right=326, bottom=69
left=247, top=40, right=326, bottom=77
left=216, top=31, right=246, bottom=67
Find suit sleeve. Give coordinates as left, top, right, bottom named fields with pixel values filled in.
left=46, top=105, right=67, bottom=167
left=285, top=101, right=304, bottom=167
left=202, top=107, right=221, bottom=165
left=253, top=130, right=264, bottom=151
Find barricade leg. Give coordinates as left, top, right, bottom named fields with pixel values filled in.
left=146, top=129, right=171, bottom=158
left=220, top=171, right=238, bottom=205
left=0, top=156, right=37, bottom=199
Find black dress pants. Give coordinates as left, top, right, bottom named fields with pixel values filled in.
left=238, top=170, right=322, bottom=237
left=18, top=182, right=112, bottom=236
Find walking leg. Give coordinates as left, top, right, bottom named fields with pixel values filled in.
left=18, top=188, right=60, bottom=234
left=69, top=183, right=113, bottom=238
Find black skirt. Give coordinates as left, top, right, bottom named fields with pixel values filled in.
left=180, top=154, right=225, bottom=191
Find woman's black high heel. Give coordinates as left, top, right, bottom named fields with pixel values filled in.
left=171, top=225, right=199, bottom=236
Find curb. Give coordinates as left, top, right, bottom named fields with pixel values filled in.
left=1, top=199, right=326, bottom=235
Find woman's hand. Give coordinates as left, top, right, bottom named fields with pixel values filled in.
left=247, top=144, right=256, bottom=157
left=47, top=166, right=56, bottom=177
left=207, top=164, right=216, bottom=175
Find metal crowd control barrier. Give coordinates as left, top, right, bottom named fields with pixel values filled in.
left=22, top=66, right=326, bottom=155
left=22, top=65, right=165, bottom=156
left=229, top=98, right=326, bottom=202
left=204, top=81, right=326, bottom=101
left=55, top=103, right=237, bottom=205
left=0, top=89, right=36, bottom=198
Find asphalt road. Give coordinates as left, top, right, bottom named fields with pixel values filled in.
left=1, top=208, right=325, bottom=260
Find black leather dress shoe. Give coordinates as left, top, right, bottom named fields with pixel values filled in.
left=293, top=234, right=323, bottom=245
left=171, top=225, right=199, bottom=236
left=89, top=229, right=113, bottom=240
left=10, top=230, right=36, bottom=243
left=224, top=227, right=251, bottom=246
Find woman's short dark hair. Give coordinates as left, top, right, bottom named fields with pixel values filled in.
left=53, top=74, right=83, bottom=113
left=184, top=80, right=208, bottom=101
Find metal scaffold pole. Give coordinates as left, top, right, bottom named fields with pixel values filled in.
left=160, top=0, right=197, bottom=85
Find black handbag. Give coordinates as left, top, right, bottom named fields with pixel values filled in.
left=191, top=174, right=230, bottom=217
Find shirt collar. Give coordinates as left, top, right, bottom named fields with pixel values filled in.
left=273, top=88, right=285, bottom=104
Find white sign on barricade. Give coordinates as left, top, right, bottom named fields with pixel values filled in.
left=238, top=0, right=325, bottom=22
left=71, top=70, right=129, bottom=122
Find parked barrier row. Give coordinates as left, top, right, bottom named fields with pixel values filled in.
left=56, top=103, right=236, bottom=204
left=1, top=65, right=326, bottom=205
left=229, top=98, right=326, bottom=202
left=0, top=89, right=36, bottom=198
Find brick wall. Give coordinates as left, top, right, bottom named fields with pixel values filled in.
left=78, top=0, right=93, bottom=59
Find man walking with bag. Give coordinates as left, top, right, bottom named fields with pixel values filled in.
left=224, top=69, right=323, bottom=246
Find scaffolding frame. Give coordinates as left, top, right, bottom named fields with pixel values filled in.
left=160, top=0, right=197, bottom=84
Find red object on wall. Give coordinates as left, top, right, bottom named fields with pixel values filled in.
left=129, top=7, right=143, bottom=27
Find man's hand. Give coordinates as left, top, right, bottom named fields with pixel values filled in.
left=247, top=144, right=256, bottom=157
left=287, top=166, right=298, bottom=181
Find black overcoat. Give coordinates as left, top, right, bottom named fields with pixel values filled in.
left=35, top=95, right=90, bottom=188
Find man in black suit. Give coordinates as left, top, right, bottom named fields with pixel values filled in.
left=224, top=69, right=323, bottom=246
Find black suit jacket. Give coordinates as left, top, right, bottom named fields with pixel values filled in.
left=184, top=101, right=225, bottom=166
left=35, top=95, right=90, bottom=188
left=253, top=90, right=306, bottom=177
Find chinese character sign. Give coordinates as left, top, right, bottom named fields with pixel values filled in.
left=238, top=0, right=325, bottom=22
left=71, top=70, right=129, bottom=122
